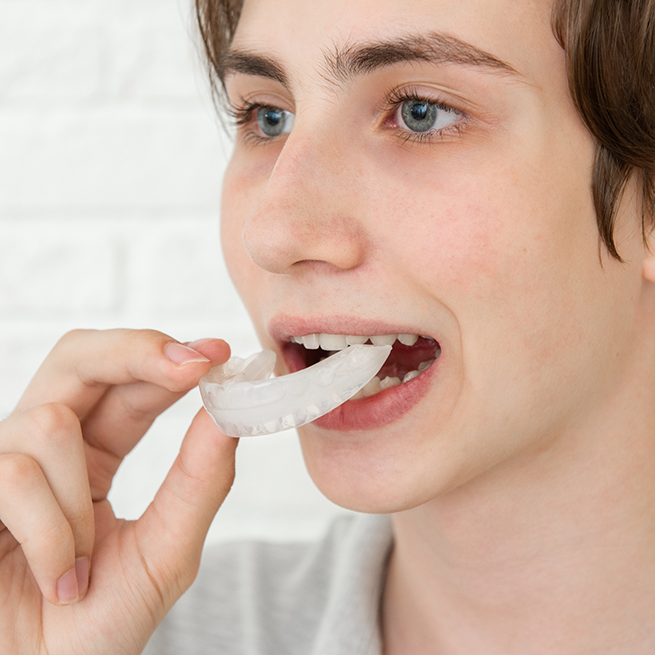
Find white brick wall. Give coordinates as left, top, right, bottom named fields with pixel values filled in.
left=0, top=0, right=349, bottom=543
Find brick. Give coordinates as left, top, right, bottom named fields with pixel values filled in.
left=0, top=220, right=119, bottom=315
left=114, top=217, right=260, bottom=351
left=0, top=1, right=102, bottom=104
left=0, top=331, right=57, bottom=415
left=101, top=0, right=207, bottom=103
left=0, top=108, right=231, bottom=210
left=0, top=0, right=206, bottom=106
left=126, top=221, right=237, bottom=317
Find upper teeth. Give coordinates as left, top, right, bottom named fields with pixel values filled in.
left=289, top=333, right=422, bottom=351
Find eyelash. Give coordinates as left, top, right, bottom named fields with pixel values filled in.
left=229, top=102, right=261, bottom=129
left=383, top=88, right=466, bottom=144
left=228, top=102, right=273, bottom=147
left=228, top=89, right=467, bottom=146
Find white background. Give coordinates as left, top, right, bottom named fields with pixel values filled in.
left=0, top=0, right=351, bottom=543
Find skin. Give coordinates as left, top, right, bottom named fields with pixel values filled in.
left=221, top=0, right=655, bottom=652
left=0, top=331, right=237, bottom=654
left=2, top=0, right=654, bottom=653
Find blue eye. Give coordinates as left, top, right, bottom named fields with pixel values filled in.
left=256, top=106, right=295, bottom=137
left=398, top=99, right=459, bottom=134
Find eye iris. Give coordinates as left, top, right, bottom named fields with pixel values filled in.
left=257, top=107, right=287, bottom=137
left=401, top=100, right=438, bottom=133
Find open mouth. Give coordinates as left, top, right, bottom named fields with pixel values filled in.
left=284, top=333, right=441, bottom=399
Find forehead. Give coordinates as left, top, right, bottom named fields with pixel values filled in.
left=232, top=0, right=558, bottom=85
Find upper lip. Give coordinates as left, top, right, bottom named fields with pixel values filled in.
left=267, top=315, right=434, bottom=345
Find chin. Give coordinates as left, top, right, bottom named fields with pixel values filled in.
left=296, top=421, right=456, bottom=514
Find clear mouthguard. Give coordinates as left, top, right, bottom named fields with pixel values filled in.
left=199, top=344, right=392, bottom=437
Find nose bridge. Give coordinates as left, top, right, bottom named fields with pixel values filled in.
left=242, top=127, right=365, bottom=275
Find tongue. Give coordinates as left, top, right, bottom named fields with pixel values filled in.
left=376, top=338, right=438, bottom=379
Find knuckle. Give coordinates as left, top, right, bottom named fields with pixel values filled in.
left=125, top=327, right=168, bottom=346
left=117, top=393, right=156, bottom=425
left=118, top=328, right=175, bottom=366
left=56, top=328, right=93, bottom=350
left=0, top=452, right=41, bottom=489
left=27, top=403, right=80, bottom=445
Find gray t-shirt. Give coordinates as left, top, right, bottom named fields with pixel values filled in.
left=144, top=514, right=393, bottom=655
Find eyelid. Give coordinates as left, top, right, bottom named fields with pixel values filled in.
left=228, top=95, right=296, bottom=144
left=383, top=81, right=475, bottom=115
left=380, top=85, right=469, bottom=142
left=229, top=90, right=294, bottom=116
left=228, top=86, right=470, bottom=146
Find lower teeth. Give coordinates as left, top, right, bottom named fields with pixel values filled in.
left=350, top=353, right=439, bottom=400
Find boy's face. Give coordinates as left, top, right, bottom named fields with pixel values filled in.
left=220, top=0, right=647, bottom=511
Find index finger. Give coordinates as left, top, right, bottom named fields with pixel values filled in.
left=15, top=329, right=229, bottom=420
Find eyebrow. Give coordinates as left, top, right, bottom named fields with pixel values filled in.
left=220, top=31, right=519, bottom=88
left=220, top=50, right=289, bottom=87
left=326, top=32, right=519, bottom=83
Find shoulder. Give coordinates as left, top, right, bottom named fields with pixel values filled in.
left=145, top=513, right=393, bottom=655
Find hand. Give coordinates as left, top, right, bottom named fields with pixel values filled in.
left=0, top=329, right=238, bottom=655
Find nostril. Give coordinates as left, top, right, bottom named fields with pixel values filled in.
left=241, top=215, right=301, bottom=275
left=243, top=213, right=365, bottom=275
left=240, top=154, right=367, bottom=275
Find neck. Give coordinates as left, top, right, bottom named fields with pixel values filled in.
left=382, top=366, right=655, bottom=654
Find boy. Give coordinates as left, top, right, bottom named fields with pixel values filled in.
left=1, top=0, right=654, bottom=653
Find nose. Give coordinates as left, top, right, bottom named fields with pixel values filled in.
left=241, top=132, right=366, bottom=275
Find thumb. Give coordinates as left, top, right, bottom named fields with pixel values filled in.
left=135, top=408, right=238, bottom=602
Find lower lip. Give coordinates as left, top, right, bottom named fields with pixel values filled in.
left=282, top=345, right=436, bottom=432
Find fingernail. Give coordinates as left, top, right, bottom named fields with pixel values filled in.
left=57, top=567, right=78, bottom=605
left=165, top=342, right=210, bottom=366
left=76, top=557, right=90, bottom=598
left=186, top=337, right=215, bottom=350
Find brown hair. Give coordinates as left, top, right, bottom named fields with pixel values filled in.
left=552, top=0, right=655, bottom=260
left=195, top=0, right=242, bottom=98
left=195, top=0, right=655, bottom=261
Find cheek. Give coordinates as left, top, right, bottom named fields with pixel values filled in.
left=385, top=135, right=596, bottom=299
left=380, top=171, right=517, bottom=305
left=220, top=160, right=264, bottom=304
left=377, top=147, right=609, bottom=383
